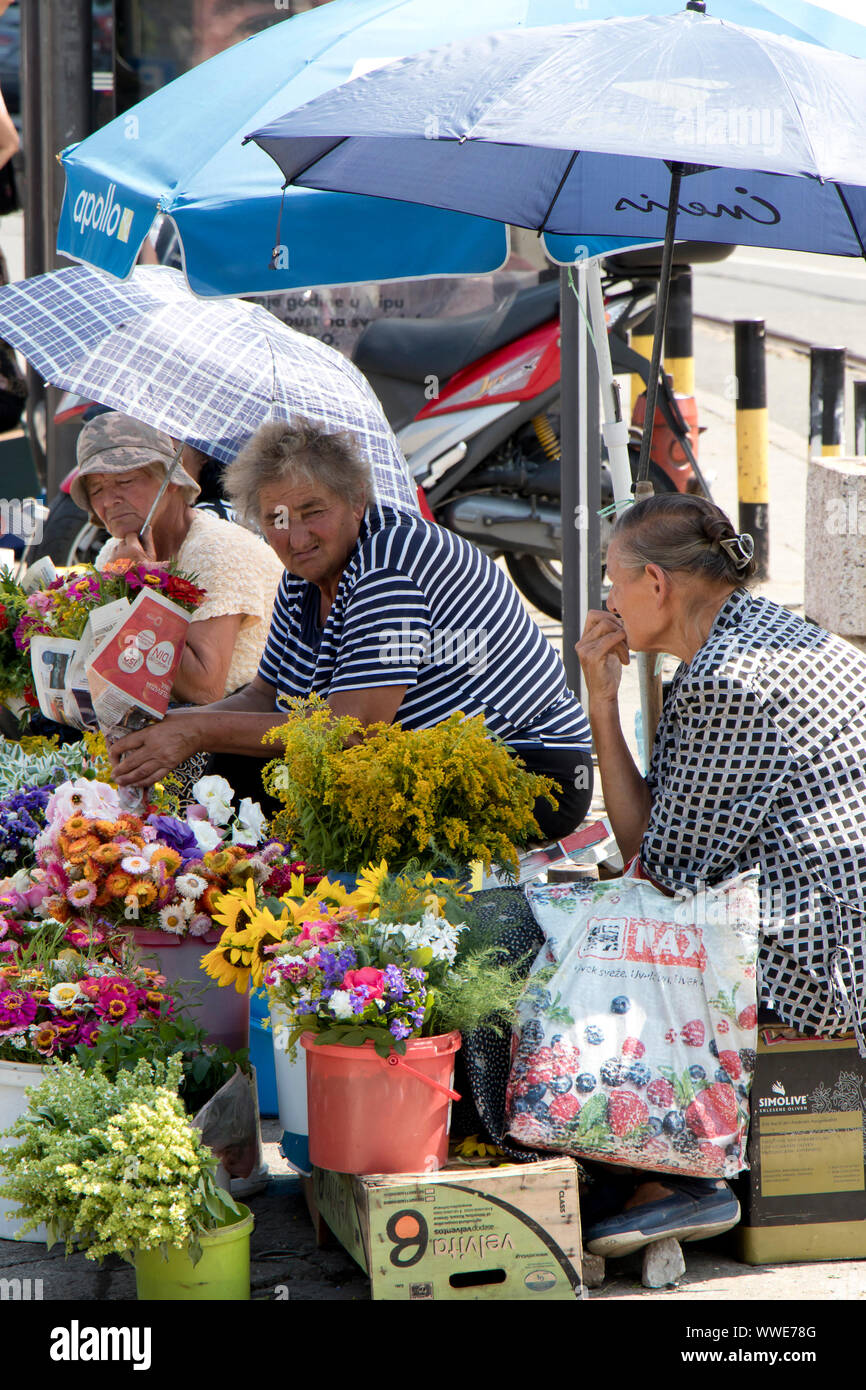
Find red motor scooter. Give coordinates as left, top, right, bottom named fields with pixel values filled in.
left=351, top=255, right=711, bottom=617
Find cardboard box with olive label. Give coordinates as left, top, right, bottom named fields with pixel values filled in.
left=737, top=1028, right=866, bottom=1263
left=311, top=1157, right=584, bottom=1300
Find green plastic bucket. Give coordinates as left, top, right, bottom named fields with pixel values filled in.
left=133, top=1204, right=253, bottom=1301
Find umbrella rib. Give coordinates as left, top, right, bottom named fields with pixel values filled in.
left=754, top=41, right=824, bottom=175
left=833, top=185, right=866, bottom=262
left=537, top=151, right=579, bottom=234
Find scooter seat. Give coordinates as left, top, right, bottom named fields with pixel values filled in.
left=352, top=279, right=560, bottom=386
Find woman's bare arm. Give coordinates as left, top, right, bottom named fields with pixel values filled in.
left=576, top=609, right=652, bottom=861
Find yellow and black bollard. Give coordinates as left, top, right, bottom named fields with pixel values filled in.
left=810, top=345, right=846, bottom=456
left=664, top=269, right=695, bottom=397
left=734, top=319, right=769, bottom=581
left=631, top=304, right=657, bottom=415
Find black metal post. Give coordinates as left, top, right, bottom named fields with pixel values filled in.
left=560, top=264, right=600, bottom=708
left=855, top=380, right=866, bottom=458
left=20, top=0, right=45, bottom=491
left=35, top=0, right=93, bottom=501
left=820, top=346, right=846, bottom=456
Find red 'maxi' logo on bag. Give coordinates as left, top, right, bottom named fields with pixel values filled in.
left=624, top=918, right=707, bottom=970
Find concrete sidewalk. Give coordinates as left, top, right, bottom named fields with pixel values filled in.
left=4, top=1122, right=860, bottom=1302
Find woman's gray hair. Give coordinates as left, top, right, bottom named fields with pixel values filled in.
left=222, top=418, right=373, bottom=524
left=612, top=493, right=758, bottom=585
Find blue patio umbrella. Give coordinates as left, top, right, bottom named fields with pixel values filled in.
left=54, top=0, right=866, bottom=297
left=248, top=6, right=866, bottom=484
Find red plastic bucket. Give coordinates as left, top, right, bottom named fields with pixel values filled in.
left=301, top=1030, right=461, bottom=1175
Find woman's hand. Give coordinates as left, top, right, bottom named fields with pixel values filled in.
left=109, top=712, right=200, bottom=787
left=108, top=527, right=160, bottom=566
left=576, top=609, right=630, bottom=705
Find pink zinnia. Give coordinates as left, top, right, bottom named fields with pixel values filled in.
left=0, top=990, right=38, bottom=1031
left=76, top=1021, right=101, bottom=1048
left=102, top=996, right=139, bottom=1025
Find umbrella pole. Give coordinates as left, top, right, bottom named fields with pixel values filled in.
left=635, top=163, right=683, bottom=485
left=138, top=441, right=186, bottom=546
left=634, top=164, right=683, bottom=769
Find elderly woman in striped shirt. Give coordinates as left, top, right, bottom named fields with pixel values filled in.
left=108, top=418, right=594, bottom=840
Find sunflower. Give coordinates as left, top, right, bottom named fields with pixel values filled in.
left=247, top=907, right=292, bottom=988
left=200, top=929, right=256, bottom=994
left=351, top=860, right=390, bottom=911
left=210, top=877, right=259, bottom=934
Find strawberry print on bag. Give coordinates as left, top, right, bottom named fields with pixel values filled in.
left=505, top=870, right=761, bottom=1178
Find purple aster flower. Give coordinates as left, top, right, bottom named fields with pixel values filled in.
left=390, top=1019, right=412, bottom=1040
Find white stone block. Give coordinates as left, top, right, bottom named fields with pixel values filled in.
left=642, top=1237, right=685, bottom=1288
left=804, top=455, right=866, bottom=644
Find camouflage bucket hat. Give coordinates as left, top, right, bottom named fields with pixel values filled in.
left=71, top=411, right=201, bottom=518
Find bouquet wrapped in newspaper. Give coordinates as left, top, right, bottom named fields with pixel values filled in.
left=13, top=558, right=206, bottom=811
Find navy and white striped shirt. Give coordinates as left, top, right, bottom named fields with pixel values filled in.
left=258, top=504, right=590, bottom=750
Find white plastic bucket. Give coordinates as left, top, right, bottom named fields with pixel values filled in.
left=0, top=1059, right=48, bottom=1242
left=270, top=1005, right=310, bottom=1176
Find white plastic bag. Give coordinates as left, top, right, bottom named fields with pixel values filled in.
left=505, top=868, right=760, bottom=1178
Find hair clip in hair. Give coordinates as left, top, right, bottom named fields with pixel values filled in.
left=718, top=533, right=754, bottom=570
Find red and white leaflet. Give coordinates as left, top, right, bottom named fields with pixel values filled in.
left=86, top=586, right=191, bottom=721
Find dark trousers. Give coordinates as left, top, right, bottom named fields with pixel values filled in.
left=507, top=742, right=595, bottom=843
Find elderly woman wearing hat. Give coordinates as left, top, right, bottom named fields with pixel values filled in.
left=574, top=491, right=866, bottom=1256
left=74, top=412, right=284, bottom=705
left=108, top=417, right=595, bottom=837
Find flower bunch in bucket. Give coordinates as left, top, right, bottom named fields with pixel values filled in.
left=30, top=776, right=282, bottom=946
left=0, top=1054, right=244, bottom=1267
left=203, top=861, right=529, bottom=1058
left=0, top=921, right=178, bottom=1065
left=261, top=698, right=556, bottom=876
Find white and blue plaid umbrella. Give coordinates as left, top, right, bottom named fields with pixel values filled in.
left=0, top=264, right=418, bottom=514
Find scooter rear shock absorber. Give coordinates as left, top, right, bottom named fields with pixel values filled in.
left=532, top=413, right=561, bottom=461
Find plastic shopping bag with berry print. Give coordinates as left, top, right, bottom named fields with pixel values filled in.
left=505, top=868, right=761, bottom=1179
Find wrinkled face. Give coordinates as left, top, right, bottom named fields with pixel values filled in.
left=84, top=466, right=166, bottom=536
left=604, top=537, right=660, bottom=652
left=259, top=477, right=365, bottom=588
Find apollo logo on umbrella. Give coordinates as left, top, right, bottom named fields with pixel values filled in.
left=71, top=182, right=134, bottom=244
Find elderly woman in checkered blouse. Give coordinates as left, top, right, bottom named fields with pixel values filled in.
left=576, top=492, right=866, bottom=1254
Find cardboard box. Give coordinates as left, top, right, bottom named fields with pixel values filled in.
left=737, top=1027, right=866, bottom=1264
left=311, top=1157, right=584, bottom=1300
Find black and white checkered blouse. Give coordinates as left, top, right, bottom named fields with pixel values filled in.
left=641, top=588, right=866, bottom=1049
